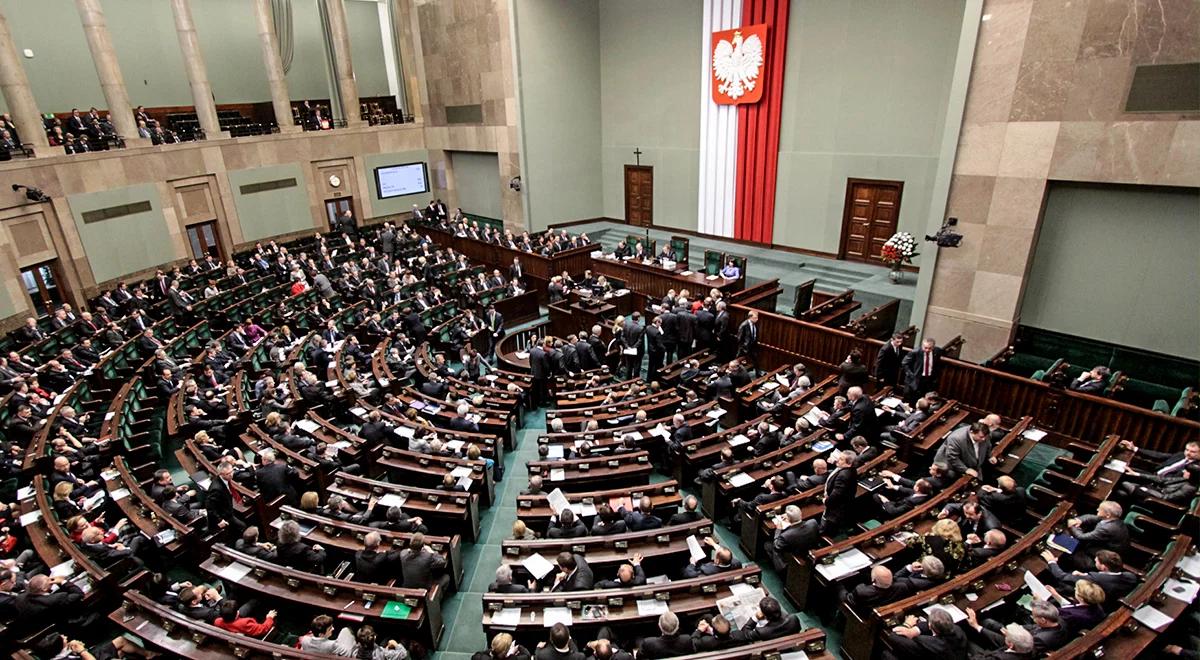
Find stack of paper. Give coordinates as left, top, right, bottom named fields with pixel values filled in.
left=450, top=466, right=474, bottom=479
left=1163, top=577, right=1199, bottom=604
left=1179, top=553, right=1200, bottom=579
left=444, top=440, right=466, bottom=453
left=923, top=603, right=967, bottom=623
left=295, top=419, right=320, bottom=433
left=378, top=493, right=408, bottom=508
left=686, top=536, right=707, bottom=563
left=637, top=598, right=669, bottom=616
left=543, top=607, right=573, bottom=627
left=706, top=408, right=727, bottom=419
left=1022, top=428, right=1047, bottom=441
left=728, top=472, right=756, bottom=488
left=815, top=548, right=873, bottom=580
left=547, top=445, right=565, bottom=459
left=880, top=397, right=904, bottom=409
left=492, top=608, right=523, bottom=627
left=1105, top=459, right=1128, bottom=472
left=550, top=468, right=566, bottom=482
left=1132, top=604, right=1172, bottom=631
left=716, top=587, right=765, bottom=628
left=728, top=434, right=751, bottom=447
left=761, top=381, right=780, bottom=391
left=547, top=489, right=571, bottom=515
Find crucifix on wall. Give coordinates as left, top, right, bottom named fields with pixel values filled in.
left=633, top=147, right=643, bottom=166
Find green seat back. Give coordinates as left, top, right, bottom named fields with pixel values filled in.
left=704, top=250, right=723, bottom=276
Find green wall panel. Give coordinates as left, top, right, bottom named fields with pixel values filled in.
left=451, top=152, right=503, bottom=220
left=228, top=164, right=314, bottom=242
left=67, top=183, right=176, bottom=283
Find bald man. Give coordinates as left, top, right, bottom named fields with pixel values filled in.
left=846, top=565, right=906, bottom=608
left=683, top=537, right=741, bottom=577
left=978, top=475, right=1028, bottom=525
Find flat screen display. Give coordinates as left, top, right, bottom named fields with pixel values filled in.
left=374, top=162, right=429, bottom=199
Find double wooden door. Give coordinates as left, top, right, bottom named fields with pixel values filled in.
left=839, top=178, right=903, bottom=264
left=624, top=165, right=653, bottom=227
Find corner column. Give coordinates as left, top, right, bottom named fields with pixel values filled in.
left=252, top=0, right=300, bottom=133
left=0, top=8, right=48, bottom=154
left=323, top=0, right=363, bottom=127
left=74, top=0, right=143, bottom=143
left=169, top=0, right=228, bottom=139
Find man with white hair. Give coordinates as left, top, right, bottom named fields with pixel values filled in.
left=836, top=386, right=879, bottom=442
left=640, top=610, right=692, bottom=659
left=765, top=505, right=819, bottom=572
left=883, top=606, right=967, bottom=659
left=450, top=401, right=479, bottom=432
left=1061, top=500, right=1130, bottom=571
left=488, top=564, right=530, bottom=593
left=965, top=601, right=1068, bottom=655
left=254, top=448, right=300, bottom=506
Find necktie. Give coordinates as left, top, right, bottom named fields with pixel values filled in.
left=923, top=351, right=932, bottom=377
left=1158, top=458, right=1189, bottom=476
left=228, top=480, right=243, bottom=505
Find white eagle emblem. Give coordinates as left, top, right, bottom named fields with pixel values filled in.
left=713, top=31, right=764, bottom=100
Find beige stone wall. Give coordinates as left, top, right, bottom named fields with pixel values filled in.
left=0, top=124, right=425, bottom=325
left=924, top=0, right=1200, bottom=362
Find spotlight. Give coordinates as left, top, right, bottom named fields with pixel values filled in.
left=11, top=184, right=50, bottom=203
left=925, top=217, right=963, bottom=248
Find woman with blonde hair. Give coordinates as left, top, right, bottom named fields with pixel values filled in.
left=1051, top=578, right=1106, bottom=633
left=510, top=519, right=538, bottom=541
left=299, top=491, right=320, bottom=512
left=920, top=518, right=965, bottom=575
left=471, top=632, right=530, bottom=660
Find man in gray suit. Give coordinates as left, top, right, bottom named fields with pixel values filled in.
left=312, top=272, right=335, bottom=299
left=933, top=422, right=994, bottom=479
left=400, top=533, right=449, bottom=590
left=764, top=505, right=819, bottom=572
left=1061, top=500, right=1131, bottom=571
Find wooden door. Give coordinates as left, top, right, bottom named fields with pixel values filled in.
left=20, top=261, right=66, bottom=317
left=839, top=178, right=904, bottom=263
left=185, top=221, right=223, bottom=260
left=325, top=197, right=353, bottom=230
left=624, top=165, right=653, bottom=227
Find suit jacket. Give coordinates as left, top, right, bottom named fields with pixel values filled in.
left=401, top=547, right=447, bottom=589
left=639, top=633, right=694, bottom=659
left=255, top=462, right=299, bottom=505
left=875, top=342, right=907, bottom=384
left=530, top=347, right=550, bottom=379
left=1069, top=515, right=1130, bottom=556
left=885, top=623, right=967, bottom=660
left=1045, top=561, right=1137, bottom=603
left=933, top=426, right=988, bottom=478
left=742, top=613, right=801, bottom=641
left=550, top=555, right=594, bottom=591
left=822, top=465, right=857, bottom=523
left=277, top=540, right=326, bottom=572
left=846, top=581, right=907, bottom=608
left=355, top=548, right=403, bottom=584
left=16, top=582, right=85, bottom=621
left=901, top=347, right=944, bottom=392
left=736, top=320, right=757, bottom=354
left=773, top=519, right=820, bottom=554
left=844, top=396, right=880, bottom=440
left=595, top=565, right=646, bottom=589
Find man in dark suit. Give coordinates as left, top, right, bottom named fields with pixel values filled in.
left=882, top=607, right=968, bottom=660
left=354, top=532, right=403, bottom=584
left=820, top=450, right=857, bottom=534
left=846, top=565, right=907, bottom=608
left=900, top=337, right=943, bottom=402
left=873, top=478, right=933, bottom=517
left=484, top=305, right=505, bottom=360
left=1041, top=549, right=1137, bottom=604
left=205, top=463, right=242, bottom=532
left=594, top=554, right=646, bottom=589
left=640, top=611, right=694, bottom=659
left=695, top=304, right=715, bottom=349
left=882, top=397, right=930, bottom=443
left=682, top=537, right=741, bottom=577
left=1061, top=500, right=1131, bottom=571
left=1115, top=439, right=1199, bottom=497
left=645, top=316, right=666, bottom=383
left=575, top=332, right=599, bottom=371
left=667, top=495, right=703, bottom=525
left=535, top=623, right=584, bottom=660
left=15, top=575, right=87, bottom=626
left=713, top=302, right=732, bottom=360
left=488, top=565, right=530, bottom=593
left=622, top=312, right=645, bottom=378
left=763, top=505, right=820, bottom=572
left=837, top=386, right=879, bottom=443
left=875, top=334, right=907, bottom=386
left=546, top=508, right=588, bottom=538
left=549, top=552, right=593, bottom=591
left=1068, top=366, right=1110, bottom=394
left=736, top=310, right=759, bottom=372
left=620, top=496, right=663, bottom=531
left=965, top=602, right=1069, bottom=656
left=254, top=449, right=299, bottom=506
left=740, top=597, right=801, bottom=641
left=450, top=402, right=479, bottom=433
left=978, top=475, right=1028, bottom=526
left=529, top=338, right=552, bottom=408
left=940, top=500, right=1000, bottom=545
left=401, top=534, right=449, bottom=590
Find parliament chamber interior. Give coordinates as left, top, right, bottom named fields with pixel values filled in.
left=0, top=0, right=1197, bottom=659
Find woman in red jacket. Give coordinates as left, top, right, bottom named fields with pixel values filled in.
left=214, top=600, right=277, bottom=637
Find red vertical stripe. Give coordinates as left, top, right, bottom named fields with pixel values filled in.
left=733, top=0, right=789, bottom=243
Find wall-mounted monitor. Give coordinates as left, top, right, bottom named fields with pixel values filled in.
left=374, top=162, right=430, bottom=199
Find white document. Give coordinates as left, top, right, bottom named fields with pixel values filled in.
left=1163, top=578, right=1200, bottom=604
left=450, top=466, right=473, bottom=479
left=295, top=419, right=320, bottom=433
left=761, top=381, right=779, bottom=391
left=324, top=380, right=338, bottom=388
left=1132, top=604, right=1172, bottom=631
left=547, top=445, right=565, bottom=459
left=645, top=574, right=669, bottom=585
left=550, top=468, right=566, bottom=482
left=330, top=441, right=351, bottom=450
left=880, top=397, right=904, bottom=409
left=378, top=493, right=408, bottom=509
left=923, top=603, right=967, bottom=623
left=651, top=425, right=671, bottom=439
left=622, top=348, right=638, bottom=356
left=686, top=535, right=707, bottom=563
left=1023, top=570, right=1060, bottom=604
left=515, top=351, right=530, bottom=360
left=16, top=486, right=33, bottom=501
left=802, top=409, right=823, bottom=426
left=1022, top=428, right=1047, bottom=441
left=727, top=472, right=755, bottom=488
left=350, top=407, right=368, bottom=419
left=546, top=488, right=571, bottom=515
left=50, top=560, right=76, bottom=578
left=394, top=425, right=415, bottom=439
left=728, top=434, right=751, bottom=447
left=19, top=510, right=41, bottom=527
left=706, top=408, right=726, bottom=419
left=522, top=552, right=556, bottom=579
left=1179, top=553, right=1200, bottom=579
left=728, top=582, right=759, bottom=597
left=492, top=608, right=522, bottom=627
left=680, top=271, right=694, bottom=277
left=107, top=488, right=130, bottom=503
left=780, top=653, right=809, bottom=660
left=836, top=548, right=873, bottom=572
left=105, top=412, right=115, bottom=421
left=776, top=374, right=791, bottom=386
left=637, top=598, right=669, bottom=616
left=1104, top=459, right=1128, bottom=472
left=444, top=440, right=466, bottom=453
left=457, top=476, right=474, bottom=491
left=543, top=607, right=573, bottom=628
left=218, top=561, right=253, bottom=582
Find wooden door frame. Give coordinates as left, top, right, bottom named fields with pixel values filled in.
left=185, top=220, right=224, bottom=261
left=837, top=177, right=905, bottom=261
left=324, top=197, right=355, bottom=230
left=21, top=260, right=68, bottom=317
left=624, top=165, right=654, bottom=227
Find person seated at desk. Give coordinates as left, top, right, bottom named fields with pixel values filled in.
left=1060, top=500, right=1130, bottom=571
left=1040, top=549, right=1136, bottom=606
left=613, top=241, right=633, bottom=259
left=547, top=552, right=593, bottom=591
left=370, top=505, right=426, bottom=534
left=784, top=458, right=829, bottom=492
left=355, top=532, right=404, bottom=584
left=764, top=505, right=820, bottom=572
left=741, top=596, right=801, bottom=641
left=1045, top=579, right=1107, bottom=634
left=872, top=476, right=933, bottom=517
left=720, top=259, right=741, bottom=279
left=593, top=275, right=613, bottom=295
left=640, top=611, right=694, bottom=659
left=846, top=565, right=908, bottom=608
left=964, top=601, right=1069, bottom=657
left=490, top=565, right=532, bottom=593
left=690, top=615, right=739, bottom=653
left=590, top=504, right=627, bottom=535
left=883, top=607, right=968, bottom=660
left=546, top=508, right=588, bottom=538
left=619, top=496, right=663, bottom=531
left=477, top=633, right=533, bottom=660
left=893, top=555, right=946, bottom=593
left=657, top=243, right=675, bottom=263
left=682, top=537, right=740, bottom=577
left=595, top=553, right=646, bottom=589
left=1068, top=365, right=1110, bottom=395
left=214, top=599, right=277, bottom=637
left=966, top=530, right=1008, bottom=567
left=234, top=526, right=276, bottom=561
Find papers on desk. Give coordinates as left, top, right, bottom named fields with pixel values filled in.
left=1022, top=428, right=1047, bottom=441
left=1163, top=577, right=1200, bottom=604
left=377, top=378, right=390, bottom=388
left=923, top=603, right=968, bottom=624
left=16, top=486, right=33, bottom=501
left=679, top=270, right=694, bottom=277
left=547, top=488, right=571, bottom=515
left=543, top=607, right=574, bottom=628
left=814, top=548, right=873, bottom=581
left=686, top=535, right=707, bottom=563
left=105, top=412, right=115, bottom=421
left=1104, top=459, right=1128, bottom=472
left=547, top=445, right=565, bottom=459
left=727, top=472, right=756, bottom=488
left=705, top=275, right=720, bottom=281
left=1179, top=552, right=1200, bottom=579
left=19, top=510, right=41, bottom=527
left=1023, top=570, right=1066, bottom=605
left=295, top=419, right=320, bottom=434
left=706, top=408, right=727, bottom=419
left=761, top=381, right=780, bottom=391
left=394, top=425, right=415, bottom=439
left=50, top=560, right=76, bottom=578
left=378, top=493, right=408, bottom=509
left=450, top=466, right=473, bottom=479
left=1132, top=604, right=1173, bottom=631
left=779, top=653, right=809, bottom=660
left=107, top=488, right=130, bottom=503
left=153, top=529, right=178, bottom=546
left=350, top=407, right=368, bottom=419
left=324, top=380, right=338, bottom=389
left=467, top=414, right=483, bottom=424
left=330, top=440, right=352, bottom=450
left=515, top=351, right=530, bottom=360
left=646, top=574, right=669, bottom=585
left=217, top=561, right=253, bottom=582
left=637, top=598, right=670, bottom=616
left=880, top=397, right=904, bottom=410
left=522, top=552, right=556, bottom=580
left=651, top=425, right=671, bottom=439
left=492, top=607, right=523, bottom=627
left=812, top=440, right=835, bottom=453
left=802, top=409, right=823, bottom=427
left=728, top=582, right=759, bottom=598
left=457, top=476, right=474, bottom=491
left=728, top=434, right=751, bottom=448
left=444, top=440, right=466, bottom=454
left=550, top=468, right=566, bottom=482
